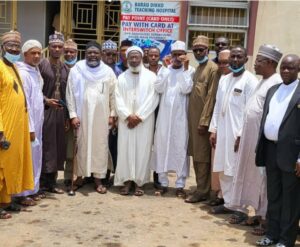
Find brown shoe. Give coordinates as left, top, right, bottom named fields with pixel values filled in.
left=184, top=192, right=207, bottom=203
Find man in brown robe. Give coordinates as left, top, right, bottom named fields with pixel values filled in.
left=185, top=35, right=219, bottom=203
left=39, top=32, right=69, bottom=194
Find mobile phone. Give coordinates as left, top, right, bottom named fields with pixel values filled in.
left=58, top=99, right=67, bottom=108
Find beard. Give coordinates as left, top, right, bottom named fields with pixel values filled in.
left=86, top=59, right=100, bottom=68
left=128, top=63, right=142, bottom=73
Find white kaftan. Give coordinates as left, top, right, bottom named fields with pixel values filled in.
left=230, top=73, right=281, bottom=217
left=209, top=71, right=258, bottom=176
left=114, top=66, right=159, bottom=186
left=152, top=65, right=195, bottom=178
left=66, top=60, right=116, bottom=178
left=15, top=62, right=44, bottom=196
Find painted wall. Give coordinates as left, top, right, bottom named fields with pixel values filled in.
left=17, top=1, right=47, bottom=47
left=250, top=1, right=300, bottom=71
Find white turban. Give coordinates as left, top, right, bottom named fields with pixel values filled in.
left=22, top=40, right=42, bottom=54
left=125, top=45, right=144, bottom=58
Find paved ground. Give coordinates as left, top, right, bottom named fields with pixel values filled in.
left=1, top=171, right=299, bottom=247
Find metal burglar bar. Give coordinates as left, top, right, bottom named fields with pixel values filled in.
left=71, top=1, right=98, bottom=59
left=65, top=0, right=121, bottom=60
left=103, top=0, right=120, bottom=44
left=0, top=1, right=12, bottom=34
left=187, top=0, right=249, bottom=50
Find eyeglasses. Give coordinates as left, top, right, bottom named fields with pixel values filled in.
left=193, top=48, right=207, bottom=53
left=215, top=42, right=228, bottom=47
left=4, top=42, right=21, bottom=50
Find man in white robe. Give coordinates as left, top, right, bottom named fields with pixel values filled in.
left=209, top=46, right=258, bottom=216
left=14, top=40, right=44, bottom=205
left=114, top=46, right=159, bottom=196
left=66, top=41, right=117, bottom=194
left=229, top=45, right=282, bottom=232
left=152, top=41, right=194, bottom=197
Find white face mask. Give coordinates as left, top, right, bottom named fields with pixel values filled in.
left=128, top=63, right=142, bottom=73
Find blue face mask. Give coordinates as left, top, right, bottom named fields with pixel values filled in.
left=4, top=52, right=20, bottom=64
left=197, top=56, right=208, bottom=64
left=229, top=65, right=245, bottom=73
left=64, top=57, right=77, bottom=66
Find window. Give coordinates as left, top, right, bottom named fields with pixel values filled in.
left=187, top=1, right=249, bottom=51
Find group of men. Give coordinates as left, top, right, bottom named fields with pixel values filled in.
left=0, top=30, right=299, bottom=247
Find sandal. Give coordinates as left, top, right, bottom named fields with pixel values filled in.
left=37, top=190, right=46, bottom=199
left=16, top=197, right=36, bottom=207
left=4, top=202, right=22, bottom=212
left=240, top=216, right=260, bottom=226
left=29, top=194, right=41, bottom=201
left=252, top=223, right=267, bottom=236
left=95, top=184, right=107, bottom=194
left=175, top=188, right=186, bottom=198
left=227, top=212, right=248, bottom=224
left=154, top=186, right=168, bottom=196
left=0, top=209, right=12, bottom=219
left=208, top=198, right=224, bottom=206
left=134, top=187, right=144, bottom=196
left=120, top=182, right=132, bottom=196
left=44, top=187, right=64, bottom=194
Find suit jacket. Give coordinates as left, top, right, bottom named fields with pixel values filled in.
left=256, top=80, right=300, bottom=173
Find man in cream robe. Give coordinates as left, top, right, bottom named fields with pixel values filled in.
left=229, top=45, right=282, bottom=230
left=66, top=41, right=117, bottom=194
left=209, top=46, right=258, bottom=215
left=114, top=46, right=159, bottom=196
left=152, top=41, right=194, bottom=197
left=15, top=40, right=44, bottom=204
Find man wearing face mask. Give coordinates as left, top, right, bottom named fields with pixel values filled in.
left=0, top=31, right=34, bottom=219
left=39, top=32, right=69, bottom=194
left=209, top=46, right=258, bottom=215
left=64, top=39, right=78, bottom=68
left=14, top=40, right=44, bottom=206
left=186, top=35, right=219, bottom=203
left=152, top=41, right=195, bottom=197
left=63, top=39, right=78, bottom=189
left=66, top=41, right=117, bottom=194
left=114, top=46, right=159, bottom=196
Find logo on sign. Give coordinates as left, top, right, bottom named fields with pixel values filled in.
left=122, top=1, right=132, bottom=13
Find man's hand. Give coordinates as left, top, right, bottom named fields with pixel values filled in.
left=71, top=117, right=81, bottom=129
left=198, top=125, right=208, bottom=135
left=45, top=98, right=63, bottom=109
left=126, top=115, right=142, bottom=129
left=109, top=116, right=118, bottom=129
left=179, top=55, right=189, bottom=71
left=295, top=161, right=300, bottom=177
left=234, top=137, right=241, bottom=152
left=162, top=55, right=172, bottom=67
left=30, top=132, right=36, bottom=142
left=209, top=132, right=217, bottom=149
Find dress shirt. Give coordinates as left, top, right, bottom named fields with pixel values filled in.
left=264, top=79, right=298, bottom=141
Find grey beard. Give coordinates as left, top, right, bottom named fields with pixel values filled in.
left=128, top=64, right=142, bottom=73
left=86, top=60, right=100, bottom=68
